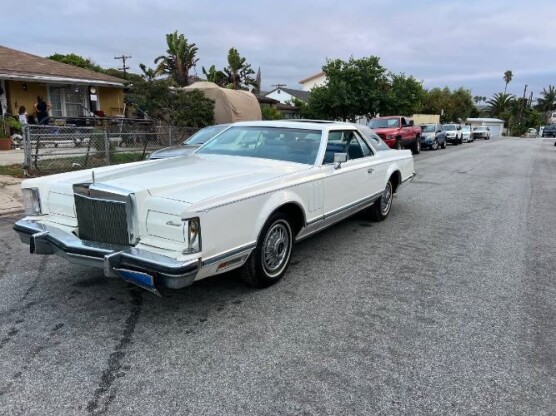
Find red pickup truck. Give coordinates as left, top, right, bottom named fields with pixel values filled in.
left=368, top=116, right=421, bottom=154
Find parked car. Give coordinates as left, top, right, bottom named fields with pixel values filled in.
left=471, top=126, right=491, bottom=140
left=461, top=125, right=473, bottom=142
left=14, top=121, right=415, bottom=295
left=522, top=128, right=537, bottom=138
left=541, top=125, right=556, bottom=138
left=443, top=124, right=463, bottom=145
left=420, top=123, right=447, bottom=150
left=368, top=116, right=422, bottom=154
left=149, top=124, right=230, bottom=160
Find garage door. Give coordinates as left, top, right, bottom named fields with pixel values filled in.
left=487, top=125, right=502, bottom=137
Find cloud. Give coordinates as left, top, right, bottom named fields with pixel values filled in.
left=3, top=0, right=555, bottom=98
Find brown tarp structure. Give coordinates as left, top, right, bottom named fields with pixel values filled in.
left=183, top=81, right=262, bottom=124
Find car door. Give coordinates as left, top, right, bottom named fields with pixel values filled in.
left=321, top=129, right=383, bottom=222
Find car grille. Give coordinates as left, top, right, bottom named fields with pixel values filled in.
left=74, top=193, right=130, bottom=245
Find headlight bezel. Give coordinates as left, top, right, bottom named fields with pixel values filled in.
left=183, top=217, right=202, bottom=254
left=22, top=188, right=42, bottom=216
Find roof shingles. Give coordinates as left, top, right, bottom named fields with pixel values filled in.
left=0, top=45, right=125, bottom=86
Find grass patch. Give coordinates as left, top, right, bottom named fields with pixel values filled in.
left=0, top=164, right=25, bottom=178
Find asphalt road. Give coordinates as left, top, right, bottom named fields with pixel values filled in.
left=0, top=138, right=554, bottom=415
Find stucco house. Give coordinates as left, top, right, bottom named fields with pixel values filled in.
left=264, top=87, right=310, bottom=104
left=0, top=45, right=125, bottom=120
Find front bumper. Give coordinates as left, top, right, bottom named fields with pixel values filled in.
left=14, top=219, right=199, bottom=294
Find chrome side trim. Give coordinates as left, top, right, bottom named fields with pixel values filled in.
left=202, top=242, right=257, bottom=267
left=297, top=191, right=382, bottom=241
left=401, top=172, right=416, bottom=184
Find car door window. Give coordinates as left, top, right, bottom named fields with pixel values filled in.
left=324, top=130, right=368, bottom=163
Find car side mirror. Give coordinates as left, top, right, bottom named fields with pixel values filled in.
left=333, top=153, right=348, bottom=169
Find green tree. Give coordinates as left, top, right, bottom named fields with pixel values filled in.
left=306, top=56, right=389, bottom=121
left=421, top=87, right=474, bottom=122
left=382, top=73, right=423, bottom=116
left=486, top=92, right=515, bottom=117
left=261, top=106, right=284, bottom=120
left=223, top=48, right=256, bottom=90
left=503, top=70, right=513, bottom=94
left=536, top=85, right=556, bottom=117
left=48, top=53, right=102, bottom=72
left=201, top=65, right=226, bottom=86
left=154, top=31, right=199, bottom=86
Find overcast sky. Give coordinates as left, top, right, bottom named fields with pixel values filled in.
left=4, top=0, right=554, bottom=99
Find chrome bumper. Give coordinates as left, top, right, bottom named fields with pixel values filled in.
left=13, top=219, right=199, bottom=294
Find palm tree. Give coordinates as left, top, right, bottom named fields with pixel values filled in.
left=202, top=65, right=226, bottom=86
left=486, top=92, right=515, bottom=117
left=223, top=48, right=255, bottom=90
left=154, top=31, right=199, bottom=86
left=503, top=70, right=513, bottom=94
left=536, top=85, right=556, bottom=114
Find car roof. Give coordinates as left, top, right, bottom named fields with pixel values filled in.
left=232, top=120, right=357, bottom=131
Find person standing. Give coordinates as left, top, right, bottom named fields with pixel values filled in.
left=18, top=106, right=28, bottom=125
left=34, top=96, right=51, bottom=125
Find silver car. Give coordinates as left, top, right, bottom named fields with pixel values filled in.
left=149, top=124, right=230, bottom=160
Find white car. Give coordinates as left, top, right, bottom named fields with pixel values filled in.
left=461, top=125, right=473, bottom=142
left=14, top=121, right=415, bottom=295
left=471, top=126, right=491, bottom=140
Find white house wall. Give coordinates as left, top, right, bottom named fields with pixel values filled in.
left=300, top=74, right=327, bottom=91
left=265, top=90, right=295, bottom=104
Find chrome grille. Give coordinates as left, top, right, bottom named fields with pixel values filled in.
left=74, top=194, right=130, bottom=245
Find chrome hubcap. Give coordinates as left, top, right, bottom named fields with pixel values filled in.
left=262, top=221, right=291, bottom=277
left=380, top=183, right=393, bottom=215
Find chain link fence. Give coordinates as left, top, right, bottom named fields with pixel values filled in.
left=19, top=122, right=200, bottom=176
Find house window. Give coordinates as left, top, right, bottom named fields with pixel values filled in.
left=48, top=86, right=88, bottom=117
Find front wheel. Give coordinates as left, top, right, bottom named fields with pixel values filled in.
left=431, top=140, right=439, bottom=150
left=396, top=140, right=402, bottom=150
left=440, top=140, right=447, bottom=149
left=369, top=180, right=394, bottom=222
left=240, top=212, right=293, bottom=288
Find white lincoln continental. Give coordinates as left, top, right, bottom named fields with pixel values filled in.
left=14, top=121, right=415, bottom=295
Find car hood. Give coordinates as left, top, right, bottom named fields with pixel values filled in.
left=149, top=144, right=200, bottom=159
left=41, top=154, right=311, bottom=205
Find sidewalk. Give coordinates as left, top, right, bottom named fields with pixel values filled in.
left=0, top=175, right=23, bottom=216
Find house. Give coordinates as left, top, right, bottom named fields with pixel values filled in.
left=0, top=45, right=125, bottom=119
left=264, top=87, right=310, bottom=104
left=465, top=118, right=505, bottom=137
left=298, top=71, right=326, bottom=91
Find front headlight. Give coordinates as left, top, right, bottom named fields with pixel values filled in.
left=22, top=188, right=42, bottom=215
left=184, top=217, right=201, bottom=254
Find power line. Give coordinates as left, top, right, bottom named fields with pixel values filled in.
left=114, top=54, right=132, bottom=78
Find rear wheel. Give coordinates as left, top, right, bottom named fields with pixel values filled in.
left=240, top=212, right=293, bottom=288
left=411, top=137, right=421, bottom=154
left=369, top=180, right=394, bottom=222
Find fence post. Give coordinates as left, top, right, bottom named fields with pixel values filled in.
left=23, top=125, right=31, bottom=173
left=104, top=128, right=111, bottom=165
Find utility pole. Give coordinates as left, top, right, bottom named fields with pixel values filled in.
left=518, top=84, right=527, bottom=130
left=272, top=83, right=287, bottom=89
left=114, top=55, right=132, bottom=79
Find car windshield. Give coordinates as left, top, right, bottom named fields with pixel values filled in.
left=356, top=125, right=391, bottom=151
left=444, top=125, right=456, bottom=131
left=185, top=125, right=228, bottom=145
left=196, top=126, right=322, bottom=165
left=421, top=124, right=435, bottom=132
left=462, top=126, right=470, bottom=131
left=369, top=118, right=400, bottom=128
left=473, top=127, right=485, bottom=131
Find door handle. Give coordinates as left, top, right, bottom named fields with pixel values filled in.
left=367, top=168, right=374, bottom=174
